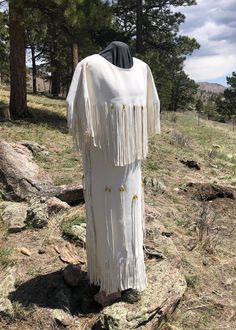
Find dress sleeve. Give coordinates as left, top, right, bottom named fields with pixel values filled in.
left=65, top=61, right=94, bottom=152
left=146, top=64, right=161, bottom=137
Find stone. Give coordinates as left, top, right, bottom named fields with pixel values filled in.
left=0, top=139, right=84, bottom=205
left=0, top=139, right=53, bottom=201
left=180, top=159, right=201, bottom=170
left=143, top=176, right=167, bottom=194
left=95, top=260, right=187, bottom=329
left=26, top=196, right=48, bottom=228
left=19, top=140, right=49, bottom=157
left=0, top=297, right=14, bottom=317
left=51, top=308, right=74, bottom=327
left=52, top=184, right=84, bottom=206
left=47, top=197, right=70, bottom=215
left=19, top=247, right=31, bottom=256
left=0, top=266, right=16, bottom=317
left=0, top=201, right=28, bottom=233
left=70, top=223, right=86, bottom=246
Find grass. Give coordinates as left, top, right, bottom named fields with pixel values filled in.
left=0, top=90, right=235, bottom=330
left=61, top=214, right=86, bottom=237
left=0, top=246, right=15, bottom=266
left=0, top=89, right=83, bottom=186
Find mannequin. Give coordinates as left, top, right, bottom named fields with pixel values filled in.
left=99, top=41, right=133, bottom=69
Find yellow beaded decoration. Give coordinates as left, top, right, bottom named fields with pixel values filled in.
left=105, top=186, right=112, bottom=192
left=108, top=187, right=112, bottom=192
left=110, top=104, right=115, bottom=110
left=119, top=185, right=125, bottom=192
left=141, top=105, right=144, bottom=111
left=133, top=194, right=138, bottom=200
left=122, top=104, right=126, bottom=111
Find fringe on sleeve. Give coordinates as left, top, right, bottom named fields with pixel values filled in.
left=146, top=64, right=161, bottom=137
left=65, top=62, right=94, bottom=153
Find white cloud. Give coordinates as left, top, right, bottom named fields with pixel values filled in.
left=177, top=0, right=236, bottom=84
left=184, top=54, right=236, bottom=81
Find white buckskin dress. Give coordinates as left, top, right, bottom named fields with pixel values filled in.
left=66, top=54, right=160, bottom=295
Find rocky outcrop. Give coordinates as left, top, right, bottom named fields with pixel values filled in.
left=0, top=139, right=84, bottom=205
left=0, top=140, right=53, bottom=201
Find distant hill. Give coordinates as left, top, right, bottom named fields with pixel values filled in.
left=197, top=82, right=226, bottom=94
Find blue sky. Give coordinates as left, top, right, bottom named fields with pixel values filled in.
left=178, top=0, right=236, bottom=86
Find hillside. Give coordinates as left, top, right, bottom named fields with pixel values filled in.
left=198, top=82, right=226, bottom=94
left=0, top=89, right=236, bottom=329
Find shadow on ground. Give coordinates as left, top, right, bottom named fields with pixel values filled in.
left=9, top=269, right=102, bottom=315
left=24, top=107, right=68, bottom=134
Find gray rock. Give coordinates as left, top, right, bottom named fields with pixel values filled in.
left=0, top=297, right=14, bottom=317
left=144, top=221, right=180, bottom=265
left=0, top=139, right=84, bottom=205
left=95, top=260, right=187, bottom=329
left=51, top=308, right=75, bottom=327
left=0, top=266, right=16, bottom=317
left=143, top=176, right=166, bottom=194
left=0, top=201, right=28, bottom=233
left=19, top=140, right=49, bottom=157
left=70, top=223, right=86, bottom=246
left=26, top=196, right=48, bottom=228
left=0, top=139, right=53, bottom=201
left=47, top=197, right=70, bottom=215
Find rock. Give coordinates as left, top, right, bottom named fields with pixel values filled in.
left=26, top=196, right=48, bottom=228
left=0, top=297, right=14, bottom=317
left=95, top=260, right=187, bottom=329
left=19, top=247, right=31, bottom=256
left=0, top=201, right=28, bottom=233
left=47, top=197, right=70, bottom=215
left=51, top=308, right=75, bottom=327
left=19, top=140, right=49, bottom=157
left=70, top=223, right=86, bottom=246
left=63, top=264, right=83, bottom=287
left=0, top=139, right=84, bottom=205
left=143, top=176, right=167, bottom=194
left=144, top=221, right=180, bottom=266
left=180, top=160, right=201, bottom=170
left=0, top=139, right=53, bottom=201
left=38, top=248, right=46, bottom=254
left=52, top=184, right=84, bottom=206
left=0, top=266, right=16, bottom=317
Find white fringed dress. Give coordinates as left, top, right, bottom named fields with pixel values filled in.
left=66, top=54, right=160, bottom=295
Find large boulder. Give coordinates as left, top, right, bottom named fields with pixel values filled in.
left=0, top=140, right=53, bottom=201
left=0, top=140, right=84, bottom=205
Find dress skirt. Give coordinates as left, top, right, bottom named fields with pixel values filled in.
left=82, top=138, right=147, bottom=295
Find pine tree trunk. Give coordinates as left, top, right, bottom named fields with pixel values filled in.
left=50, top=43, right=60, bottom=96
left=136, top=0, right=143, bottom=53
left=9, top=0, right=28, bottom=118
left=73, top=43, right=79, bottom=71
left=31, top=45, right=37, bottom=94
